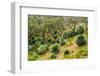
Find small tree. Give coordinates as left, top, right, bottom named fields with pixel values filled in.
left=50, top=43, right=60, bottom=54
left=76, top=26, right=84, bottom=34
left=64, top=50, right=70, bottom=55
left=76, top=35, right=86, bottom=46
left=37, top=44, right=48, bottom=55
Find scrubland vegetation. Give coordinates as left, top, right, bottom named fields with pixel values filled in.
left=28, top=15, right=88, bottom=61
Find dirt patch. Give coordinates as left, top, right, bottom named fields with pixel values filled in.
left=67, top=43, right=78, bottom=52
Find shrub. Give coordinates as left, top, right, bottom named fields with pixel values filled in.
left=76, top=35, right=86, bottom=46
left=63, top=31, right=78, bottom=39
left=58, top=38, right=66, bottom=46
left=63, top=32, right=70, bottom=39
left=31, top=36, right=36, bottom=44
left=35, top=37, right=44, bottom=44
left=50, top=43, right=60, bottom=54
left=70, top=31, right=78, bottom=36
left=50, top=54, right=57, bottom=59
left=37, top=44, right=48, bottom=55
left=30, top=36, right=42, bottom=45
left=47, top=37, right=56, bottom=44
left=64, top=50, right=70, bottom=55
left=29, top=52, right=38, bottom=61
left=32, top=52, right=38, bottom=60
left=34, top=41, right=41, bottom=48
left=76, top=26, right=84, bottom=34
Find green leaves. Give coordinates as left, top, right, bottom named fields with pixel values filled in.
left=63, top=31, right=78, bottom=39
left=64, top=50, right=70, bottom=55
left=28, top=52, right=38, bottom=61
left=76, top=35, right=86, bottom=46
left=58, top=37, right=66, bottom=46
left=37, top=44, right=48, bottom=55
left=76, top=26, right=84, bottom=34
left=50, top=43, right=60, bottom=54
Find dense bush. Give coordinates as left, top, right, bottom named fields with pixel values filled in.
left=30, top=52, right=38, bottom=60
left=28, top=36, right=35, bottom=45
left=36, top=37, right=44, bottom=44
left=76, top=35, right=86, bottom=46
left=63, top=31, right=78, bottom=39
left=50, top=54, right=57, bottom=59
left=64, top=50, right=70, bottom=55
left=37, top=44, right=48, bottom=55
left=76, top=26, right=84, bottom=34
left=34, top=41, right=41, bottom=49
left=70, top=31, right=78, bottom=37
left=29, top=36, right=42, bottom=45
left=50, top=43, right=60, bottom=54
left=58, top=38, right=66, bottom=46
